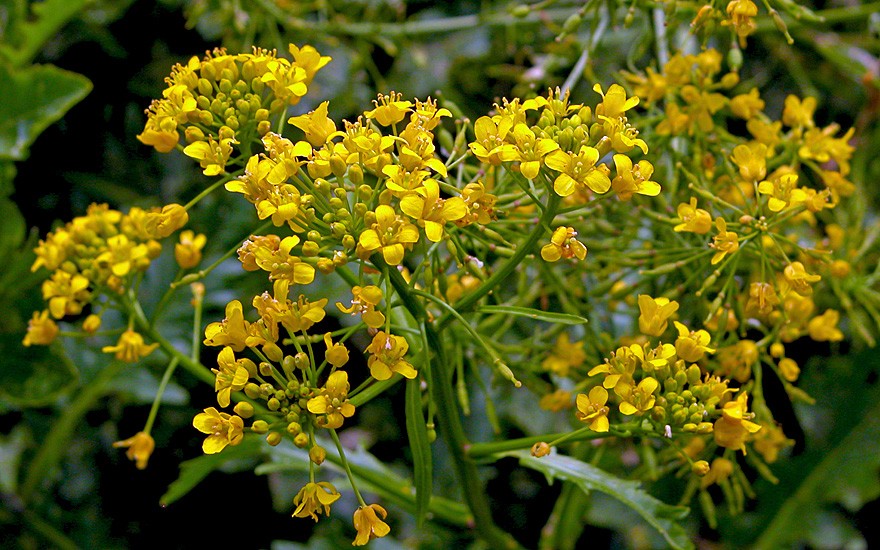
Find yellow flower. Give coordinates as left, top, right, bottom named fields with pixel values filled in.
left=745, top=281, right=780, bottom=318
left=507, top=123, right=560, bottom=180
left=192, top=407, right=245, bottom=454
left=97, top=234, right=150, bottom=277
left=593, top=83, right=640, bottom=119
left=352, top=504, right=391, bottom=546
left=144, top=203, right=189, bottom=239
left=715, top=340, right=758, bottom=383
left=545, top=145, right=610, bottom=197
left=399, top=178, right=467, bottom=242
left=588, top=345, right=641, bottom=391
left=783, top=261, right=821, bottom=296
left=575, top=386, right=610, bottom=432
left=292, top=481, right=341, bottom=521
left=713, top=391, right=761, bottom=453
left=725, top=0, right=758, bottom=46
left=610, top=155, right=660, bottom=201
left=336, top=285, right=386, bottom=329
left=637, top=295, right=679, bottom=337
left=730, top=142, right=767, bottom=182
left=42, top=270, right=90, bottom=319
left=113, top=432, right=155, bottom=470
left=617, top=377, right=659, bottom=416
left=364, top=91, right=413, bottom=126
left=102, top=329, right=159, bottom=363
left=468, top=116, right=515, bottom=166
left=757, top=173, right=806, bottom=212
left=674, top=198, right=712, bottom=234
left=710, top=217, right=739, bottom=265
left=175, top=230, right=207, bottom=269
left=730, top=87, right=764, bottom=119
left=358, top=205, right=420, bottom=266
left=307, top=371, right=356, bottom=429
left=752, top=424, right=793, bottom=463
left=22, top=310, right=59, bottom=346
left=212, top=346, right=251, bottom=408
left=204, top=300, right=250, bottom=351
left=782, top=95, right=817, bottom=129
left=324, top=333, right=350, bottom=368
left=778, top=357, right=800, bottom=382
left=700, top=457, right=734, bottom=489
left=365, top=331, right=417, bottom=380
left=541, top=333, right=585, bottom=377
left=288, top=101, right=337, bottom=146
left=541, top=226, right=587, bottom=262
left=673, top=322, right=715, bottom=362
left=539, top=389, right=573, bottom=412
left=808, top=309, right=844, bottom=342
left=183, top=136, right=235, bottom=176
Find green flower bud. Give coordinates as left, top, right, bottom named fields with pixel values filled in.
left=266, top=432, right=283, bottom=446
left=244, top=383, right=261, bottom=399
left=251, top=420, right=269, bottom=434
left=267, top=397, right=281, bottom=411
left=294, top=433, right=310, bottom=448
left=233, top=402, right=255, bottom=418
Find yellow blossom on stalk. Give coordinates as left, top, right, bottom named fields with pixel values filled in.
left=42, top=270, right=90, bottom=319
left=102, top=329, right=159, bottom=363
left=144, top=203, right=188, bottom=239
left=674, top=198, right=712, bottom=234
left=22, top=310, right=59, bottom=346
left=278, top=290, right=328, bottom=334
left=656, top=102, right=690, bottom=136
left=541, top=226, right=587, bottom=262
left=710, top=218, right=739, bottom=265
left=575, top=386, right=610, bottom=432
left=323, top=333, right=349, bottom=367
left=352, top=504, right=391, bottom=546
left=745, top=281, right=780, bottom=318
left=246, top=235, right=316, bottom=284
left=539, top=389, right=573, bottom=412
left=680, top=85, right=728, bottom=133
left=589, top=345, right=641, bottom=391
left=174, top=230, right=206, bottom=269
left=617, top=377, right=659, bottom=416
left=778, top=357, right=800, bottom=382
left=730, top=88, right=765, bottom=119
left=204, top=300, right=250, bottom=351
left=593, top=83, right=640, bottom=119
left=784, top=261, right=821, bottom=296
left=399, top=178, right=467, bottom=242
left=292, top=481, right=341, bottom=521
left=752, top=424, right=793, bottom=463
left=192, top=407, right=245, bottom=454
left=288, top=44, right=332, bottom=85
left=610, top=155, right=660, bottom=200
left=716, top=340, right=758, bottom=382
left=713, top=391, right=761, bottom=453
left=700, top=457, right=734, bottom=489
left=183, top=136, right=235, bottom=176
left=799, top=125, right=856, bottom=176
left=808, top=309, right=844, bottom=342
left=542, top=333, right=585, bottom=377
left=358, top=205, right=420, bottom=266
left=288, top=101, right=337, bottom=147
left=638, top=295, right=679, bottom=336
left=748, top=119, right=783, bottom=154
left=545, top=145, right=610, bottom=197
left=212, top=346, right=251, bottom=408
left=96, top=234, right=149, bottom=277
left=758, top=173, right=806, bottom=212
left=113, top=432, right=155, bottom=470
left=730, top=142, right=767, bottom=182
left=782, top=95, right=817, bottom=129
left=725, top=0, right=758, bottom=46
left=307, top=371, right=356, bottom=429
left=456, top=182, right=498, bottom=226
left=410, top=97, right=452, bottom=130
left=336, top=285, right=385, bottom=329
left=674, top=322, right=715, bottom=362
left=365, top=331, right=417, bottom=380
left=468, top=116, right=515, bottom=165
left=506, top=123, right=559, bottom=180
left=364, top=91, right=412, bottom=126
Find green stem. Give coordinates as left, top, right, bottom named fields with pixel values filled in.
left=19, top=361, right=125, bottom=504
left=440, top=193, right=561, bottom=329
left=329, top=428, right=367, bottom=507
left=143, top=358, right=179, bottom=434
left=22, top=509, right=80, bottom=550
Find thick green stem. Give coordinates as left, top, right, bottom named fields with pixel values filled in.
left=381, top=260, right=521, bottom=549
left=19, top=361, right=125, bottom=504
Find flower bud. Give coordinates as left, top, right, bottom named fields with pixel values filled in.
left=251, top=420, right=269, bottom=434
left=530, top=442, right=551, bottom=458
left=692, top=460, right=710, bottom=476
left=266, top=432, right=283, bottom=446
left=234, top=402, right=255, bottom=418
left=309, top=445, right=327, bottom=465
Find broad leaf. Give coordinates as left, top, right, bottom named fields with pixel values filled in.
left=0, top=64, right=92, bottom=161
left=505, top=450, right=693, bottom=550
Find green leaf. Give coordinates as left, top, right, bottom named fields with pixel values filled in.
left=505, top=450, right=693, bottom=550
left=475, top=305, right=588, bottom=325
left=0, top=335, right=78, bottom=407
left=405, top=377, right=432, bottom=527
left=0, top=63, right=92, bottom=161
left=0, top=0, right=91, bottom=68
left=0, top=197, right=26, bottom=258
left=160, top=436, right=263, bottom=507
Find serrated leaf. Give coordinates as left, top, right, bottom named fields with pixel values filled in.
left=475, top=305, right=588, bottom=325
left=0, top=335, right=78, bottom=407
left=160, top=437, right=263, bottom=507
left=505, top=450, right=693, bottom=550
left=0, top=63, right=92, bottom=161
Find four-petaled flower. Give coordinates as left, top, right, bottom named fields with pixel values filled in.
left=545, top=145, right=611, bottom=197
left=352, top=504, right=391, bottom=546
left=292, top=481, right=341, bottom=521
left=307, top=371, right=356, bottom=429
left=192, top=407, right=245, bottom=454
left=541, top=226, right=587, bottom=262
left=358, top=205, right=420, bottom=265
left=575, top=386, right=610, bottom=432
left=365, top=331, right=417, bottom=380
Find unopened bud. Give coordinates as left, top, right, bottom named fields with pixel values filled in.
left=266, top=432, right=283, bottom=446
left=530, top=442, right=551, bottom=457
left=234, top=402, right=255, bottom=418
left=309, top=445, right=327, bottom=465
